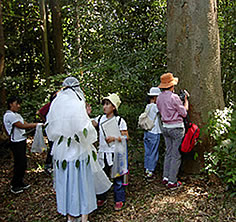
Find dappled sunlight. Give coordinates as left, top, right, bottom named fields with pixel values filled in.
left=186, top=186, right=209, bottom=197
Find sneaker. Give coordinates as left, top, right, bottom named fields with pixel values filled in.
left=162, top=179, right=168, bottom=186
left=20, top=183, right=31, bottom=190
left=11, top=186, right=24, bottom=194
left=97, top=199, right=107, bottom=207
left=168, top=181, right=182, bottom=190
left=146, top=172, right=156, bottom=181
left=114, top=201, right=124, bottom=211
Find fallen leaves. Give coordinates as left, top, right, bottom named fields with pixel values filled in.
left=0, top=140, right=235, bottom=222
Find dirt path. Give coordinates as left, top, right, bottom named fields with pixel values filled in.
left=0, top=141, right=235, bottom=222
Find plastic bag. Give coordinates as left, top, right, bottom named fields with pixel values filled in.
left=31, top=123, right=47, bottom=153
left=111, top=138, right=128, bottom=178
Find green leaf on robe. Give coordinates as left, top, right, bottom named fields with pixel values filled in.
left=87, top=155, right=90, bottom=165
left=58, top=135, right=64, bottom=145
left=92, top=150, right=97, bottom=161
left=74, top=134, right=80, bottom=143
left=56, top=160, right=59, bottom=169
left=62, top=160, right=67, bottom=170
left=67, top=137, right=71, bottom=147
left=75, top=160, right=80, bottom=168
left=83, top=128, right=88, bottom=138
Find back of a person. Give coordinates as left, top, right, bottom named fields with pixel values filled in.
left=157, top=91, right=186, bottom=125
left=146, top=103, right=161, bottom=134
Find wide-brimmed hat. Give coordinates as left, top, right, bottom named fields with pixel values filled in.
left=147, top=87, right=161, bottom=96
left=158, top=73, right=178, bottom=89
left=102, top=93, right=121, bottom=110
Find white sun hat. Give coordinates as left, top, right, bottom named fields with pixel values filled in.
left=147, top=87, right=161, bottom=96
left=102, top=93, right=121, bottom=110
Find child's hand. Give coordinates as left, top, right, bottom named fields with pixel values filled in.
left=105, top=136, right=115, bottom=144
left=86, top=103, right=92, bottom=115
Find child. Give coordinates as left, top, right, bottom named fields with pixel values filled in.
left=143, top=87, right=162, bottom=180
left=92, top=93, right=129, bottom=211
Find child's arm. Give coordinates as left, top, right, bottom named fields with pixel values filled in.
left=91, top=119, right=98, bottom=128
left=121, top=130, right=129, bottom=140
left=105, top=130, right=129, bottom=144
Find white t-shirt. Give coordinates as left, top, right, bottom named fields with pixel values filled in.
left=94, top=115, right=127, bottom=168
left=3, top=110, right=26, bottom=142
left=145, top=103, right=162, bottom=134
left=94, top=115, right=127, bottom=153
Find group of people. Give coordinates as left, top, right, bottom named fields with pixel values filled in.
left=144, top=72, right=189, bottom=190
left=3, top=72, right=189, bottom=222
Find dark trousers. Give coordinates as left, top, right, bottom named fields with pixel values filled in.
left=97, top=155, right=126, bottom=203
left=10, top=140, right=27, bottom=188
left=45, top=140, right=53, bottom=167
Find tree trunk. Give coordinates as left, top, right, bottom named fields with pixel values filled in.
left=39, top=0, right=50, bottom=80
left=0, top=0, right=6, bottom=111
left=167, top=0, right=225, bottom=173
left=49, top=0, right=64, bottom=74
left=75, top=0, right=83, bottom=76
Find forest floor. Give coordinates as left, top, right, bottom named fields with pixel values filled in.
left=0, top=137, right=235, bottom=222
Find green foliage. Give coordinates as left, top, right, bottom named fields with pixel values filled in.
left=2, top=0, right=234, bottom=133
left=204, top=105, right=236, bottom=192
left=217, top=0, right=236, bottom=105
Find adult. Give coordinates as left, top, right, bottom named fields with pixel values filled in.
left=3, top=96, right=38, bottom=194
left=46, top=77, right=111, bottom=222
left=156, top=73, right=189, bottom=190
left=143, top=87, right=162, bottom=180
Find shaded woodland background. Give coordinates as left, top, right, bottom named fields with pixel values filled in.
left=0, top=1, right=235, bottom=220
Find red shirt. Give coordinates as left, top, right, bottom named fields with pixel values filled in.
left=39, top=103, right=51, bottom=118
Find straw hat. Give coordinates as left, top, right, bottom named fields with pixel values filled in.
left=102, top=93, right=121, bottom=110
left=158, top=73, right=178, bottom=89
left=147, top=87, right=161, bottom=96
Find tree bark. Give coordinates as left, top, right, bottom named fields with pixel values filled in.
left=39, top=0, right=50, bottom=79
left=0, top=0, right=6, bottom=111
left=75, top=0, right=83, bottom=76
left=49, top=0, right=64, bottom=74
left=167, top=0, right=225, bottom=173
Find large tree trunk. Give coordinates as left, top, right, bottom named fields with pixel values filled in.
left=0, top=0, right=6, bottom=111
left=49, top=0, right=64, bottom=74
left=167, top=0, right=225, bottom=173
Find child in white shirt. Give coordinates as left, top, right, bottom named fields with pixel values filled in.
left=92, top=93, right=128, bottom=211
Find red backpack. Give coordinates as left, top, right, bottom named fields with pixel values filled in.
left=180, top=122, right=200, bottom=153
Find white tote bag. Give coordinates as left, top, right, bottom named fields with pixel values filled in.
left=138, top=107, right=156, bottom=131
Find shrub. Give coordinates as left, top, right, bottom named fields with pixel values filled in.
left=204, top=104, right=236, bottom=193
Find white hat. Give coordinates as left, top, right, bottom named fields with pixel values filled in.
left=102, top=93, right=121, bottom=110
left=147, top=87, right=161, bottom=96
left=62, top=77, right=80, bottom=87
